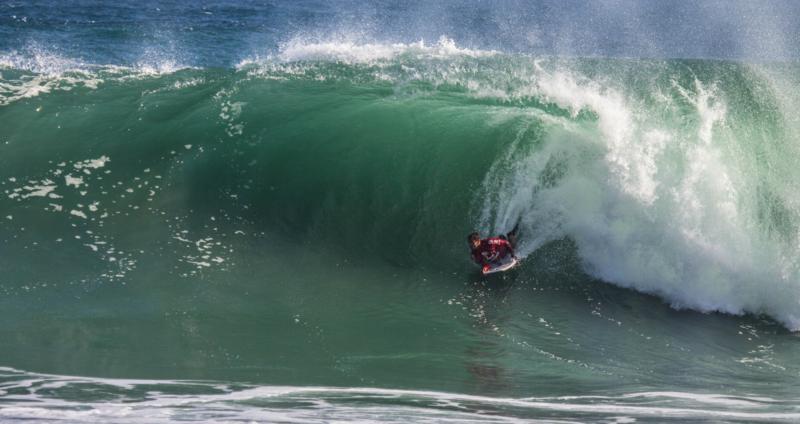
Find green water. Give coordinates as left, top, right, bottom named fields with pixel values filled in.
left=2, top=51, right=800, bottom=421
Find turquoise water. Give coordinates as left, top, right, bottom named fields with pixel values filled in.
left=3, top=1, right=800, bottom=422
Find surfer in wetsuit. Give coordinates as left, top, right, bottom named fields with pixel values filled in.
left=468, top=227, right=518, bottom=273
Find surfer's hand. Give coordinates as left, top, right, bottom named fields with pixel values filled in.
left=482, top=265, right=490, bottom=273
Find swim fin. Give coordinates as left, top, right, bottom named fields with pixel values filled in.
left=506, top=221, right=520, bottom=249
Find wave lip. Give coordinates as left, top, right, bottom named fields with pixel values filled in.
left=237, top=36, right=497, bottom=69
left=0, top=46, right=196, bottom=106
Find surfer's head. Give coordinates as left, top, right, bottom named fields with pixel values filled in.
left=467, top=232, right=481, bottom=249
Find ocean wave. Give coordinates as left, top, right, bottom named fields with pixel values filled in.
left=3, top=39, right=800, bottom=331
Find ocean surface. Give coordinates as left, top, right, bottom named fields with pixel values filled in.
left=3, top=1, right=800, bottom=422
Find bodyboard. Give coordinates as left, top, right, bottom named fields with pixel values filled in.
left=482, top=255, right=518, bottom=275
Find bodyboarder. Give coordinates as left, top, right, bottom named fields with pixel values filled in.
left=468, top=225, right=519, bottom=274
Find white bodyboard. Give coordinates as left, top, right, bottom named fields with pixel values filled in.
left=482, top=256, right=518, bottom=275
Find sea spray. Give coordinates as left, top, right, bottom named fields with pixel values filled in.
left=477, top=59, right=800, bottom=329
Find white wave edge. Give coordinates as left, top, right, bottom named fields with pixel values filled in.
left=0, top=53, right=196, bottom=106
left=0, top=367, right=797, bottom=423
left=237, top=36, right=498, bottom=69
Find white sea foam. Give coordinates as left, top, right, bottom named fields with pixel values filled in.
left=0, top=367, right=796, bottom=423
left=15, top=180, right=58, bottom=199
left=73, top=156, right=110, bottom=170
left=64, top=175, right=83, bottom=188
left=0, top=46, right=105, bottom=105
left=69, top=209, right=87, bottom=219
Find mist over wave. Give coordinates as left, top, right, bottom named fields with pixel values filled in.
left=4, top=0, right=800, bottom=69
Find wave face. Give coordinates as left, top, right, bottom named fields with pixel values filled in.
left=4, top=1, right=800, bottom=422
left=4, top=42, right=800, bottom=328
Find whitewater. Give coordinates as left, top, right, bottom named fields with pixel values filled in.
left=3, top=1, right=800, bottom=422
